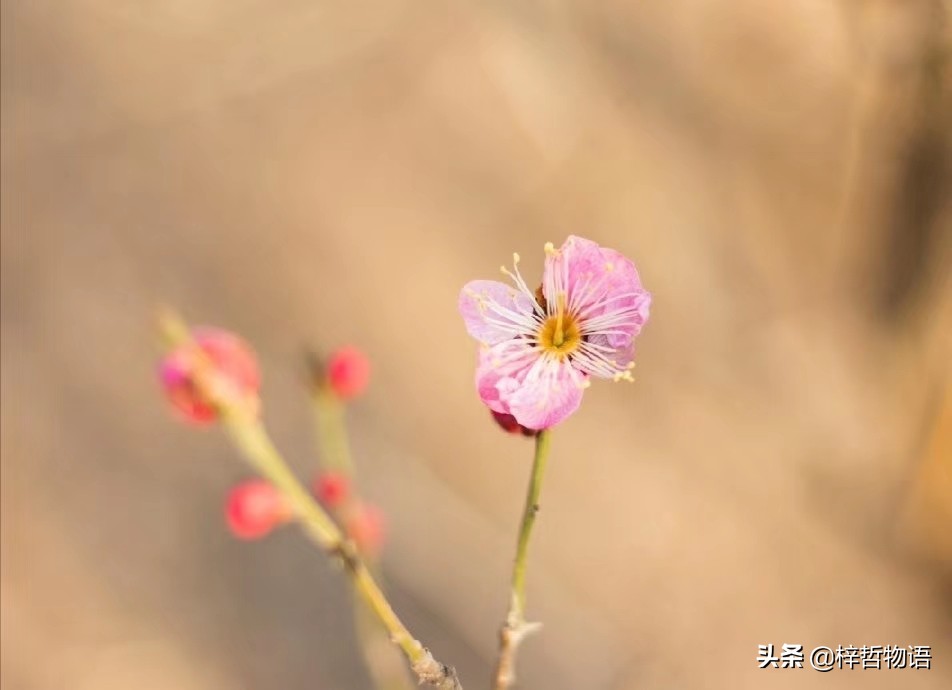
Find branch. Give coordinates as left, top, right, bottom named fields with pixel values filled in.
left=225, top=414, right=463, bottom=690
left=160, top=312, right=463, bottom=690
left=492, top=430, right=551, bottom=689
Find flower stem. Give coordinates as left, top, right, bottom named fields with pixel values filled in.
left=224, top=415, right=463, bottom=690
left=354, top=589, right=419, bottom=690
left=311, top=384, right=415, bottom=690
left=492, top=429, right=551, bottom=690
left=314, top=388, right=354, bottom=474
left=158, top=311, right=461, bottom=689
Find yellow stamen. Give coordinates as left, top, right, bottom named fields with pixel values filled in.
left=537, top=296, right=580, bottom=360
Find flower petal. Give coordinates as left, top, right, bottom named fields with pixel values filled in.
left=543, top=236, right=650, bottom=347
left=596, top=288, right=651, bottom=349
left=574, top=334, right=636, bottom=378
left=507, top=357, right=588, bottom=430
left=459, top=280, right=538, bottom=345
left=475, top=340, right=538, bottom=414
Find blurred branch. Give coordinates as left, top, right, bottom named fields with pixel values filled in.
left=834, top=0, right=951, bottom=320
left=874, top=0, right=951, bottom=321
left=309, top=368, right=416, bottom=690
left=225, top=418, right=463, bottom=689
left=159, top=311, right=463, bottom=690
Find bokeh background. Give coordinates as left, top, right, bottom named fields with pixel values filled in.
left=2, top=1, right=951, bottom=689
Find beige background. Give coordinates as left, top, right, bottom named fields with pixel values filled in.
left=2, top=1, right=951, bottom=689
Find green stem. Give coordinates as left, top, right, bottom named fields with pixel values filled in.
left=225, top=417, right=340, bottom=548
left=510, top=429, right=551, bottom=619
left=159, top=311, right=462, bottom=688
left=312, top=384, right=415, bottom=690
left=355, top=590, right=418, bottom=690
left=314, top=389, right=354, bottom=474
left=493, top=429, right=552, bottom=690
left=223, top=416, right=461, bottom=689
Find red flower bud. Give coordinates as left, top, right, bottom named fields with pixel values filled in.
left=225, top=479, right=290, bottom=540
left=491, top=410, right=538, bottom=437
left=159, top=328, right=260, bottom=425
left=326, top=346, right=371, bottom=400
left=346, top=503, right=386, bottom=556
left=313, top=471, right=350, bottom=508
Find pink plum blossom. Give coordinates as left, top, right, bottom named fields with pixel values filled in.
left=459, top=236, right=650, bottom=430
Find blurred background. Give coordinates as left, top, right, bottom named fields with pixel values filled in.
left=2, top=1, right=951, bottom=688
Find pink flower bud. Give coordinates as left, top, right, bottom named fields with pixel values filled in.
left=159, top=328, right=260, bottom=425
left=313, top=471, right=350, bottom=508
left=491, top=410, right=538, bottom=437
left=326, top=346, right=371, bottom=400
left=346, top=503, right=386, bottom=556
left=225, top=479, right=290, bottom=540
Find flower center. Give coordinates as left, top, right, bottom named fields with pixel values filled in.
left=538, top=294, right=580, bottom=358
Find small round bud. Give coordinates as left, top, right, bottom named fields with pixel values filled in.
left=313, top=471, right=350, bottom=508
left=346, top=504, right=386, bottom=557
left=326, top=346, right=371, bottom=400
left=225, top=479, right=290, bottom=540
left=491, top=410, right=538, bottom=437
left=159, top=328, right=260, bottom=425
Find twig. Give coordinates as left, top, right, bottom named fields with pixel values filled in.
left=492, top=430, right=551, bottom=690
left=228, top=411, right=462, bottom=689
left=160, top=312, right=463, bottom=690
left=310, top=376, right=416, bottom=690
